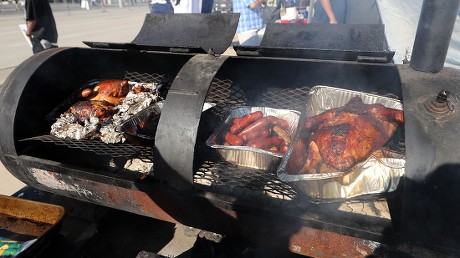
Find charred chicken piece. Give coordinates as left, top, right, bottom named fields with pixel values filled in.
left=68, top=100, right=117, bottom=122
left=82, top=79, right=129, bottom=106
left=289, top=96, right=404, bottom=174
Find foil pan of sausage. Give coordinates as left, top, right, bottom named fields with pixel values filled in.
left=206, top=106, right=300, bottom=171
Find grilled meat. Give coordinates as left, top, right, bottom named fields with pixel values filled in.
left=289, top=96, right=404, bottom=174
left=85, top=79, right=129, bottom=106
left=68, top=100, right=117, bottom=122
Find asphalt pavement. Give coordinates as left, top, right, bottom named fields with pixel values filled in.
left=0, top=3, right=152, bottom=195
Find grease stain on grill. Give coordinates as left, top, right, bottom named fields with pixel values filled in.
left=29, top=168, right=97, bottom=199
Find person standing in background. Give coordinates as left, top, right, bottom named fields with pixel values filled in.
left=150, top=0, right=174, bottom=13
left=173, top=0, right=202, bottom=13
left=233, top=0, right=266, bottom=46
left=25, top=0, right=58, bottom=54
left=201, top=0, right=213, bottom=13
left=311, top=0, right=347, bottom=24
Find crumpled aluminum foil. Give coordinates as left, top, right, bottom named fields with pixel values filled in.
left=50, top=81, right=160, bottom=144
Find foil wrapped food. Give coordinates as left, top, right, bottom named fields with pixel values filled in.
left=50, top=81, right=160, bottom=144
left=207, top=106, right=300, bottom=171
left=277, top=86, right=405, bottom=200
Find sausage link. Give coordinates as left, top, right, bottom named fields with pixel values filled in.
left=230, top=111, right=263, bottom=134
left=241, top=129, right=261, bottom=142
left=81, top=88, right=93, bottom=98
left=260, top=128, right=271, bottom=138
left=247, top=136, right=283, bottom=149
left=225, top=132, right=244, bottom=146
left=241, top=127, right=272, bottom=141
left=237, top=117, right=269, bottom=137
left=233, top=117, right=242, bottom=125
left=267, top=115, right=290, bottom=129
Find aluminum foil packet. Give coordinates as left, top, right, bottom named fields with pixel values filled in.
left=277, top=85, right=405, bottom=200
left=206, top=106, right=300, bottom=171
left=50, top=81, right=160, bottom=144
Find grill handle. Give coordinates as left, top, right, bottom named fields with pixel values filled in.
left=154, top=54, right=229, bottom=191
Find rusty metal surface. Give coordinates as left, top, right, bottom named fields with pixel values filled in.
left=0, top=195, right=64, bottom=256
left=9, top=156, right=459, bottom=257
left=0, top=195, right=64, bottom=233
left=289, top=227, right=377, bottom=257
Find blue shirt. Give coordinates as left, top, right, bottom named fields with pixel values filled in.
left=233, top=0, right=265, bottom=33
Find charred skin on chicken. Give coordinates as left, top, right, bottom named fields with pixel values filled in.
left=66, top=79, right=129, bottom=122
left=288, top=96, right=404, bottom=174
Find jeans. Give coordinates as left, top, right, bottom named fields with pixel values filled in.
left=31, top=38, right=58, bottom=54
left=311, top=0, right=348, bottom=24
left=150, top=0, right=174, bottom=13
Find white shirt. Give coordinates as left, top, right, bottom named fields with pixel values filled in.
left=173, top=0, right=202, bottom=13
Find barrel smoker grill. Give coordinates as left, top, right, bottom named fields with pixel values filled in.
left=2, top=1, right=460, bottom=256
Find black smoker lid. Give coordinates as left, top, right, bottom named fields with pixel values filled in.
left=234, top=23, right=395, bottom=63
left=84, top=13, right=240, bottom=55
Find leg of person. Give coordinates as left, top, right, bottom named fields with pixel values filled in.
left=31, top=37, right=44, bottom=54
left=40, top=39, right=58, bottom=51
left=201, top=0, right=213, bottom=13
left=311, top=0, right=329, bottom=24
left=237, top=29, right=258, bottom=46
left=331, top=0, right=348, bottom=24
left=151, top=0, right=174, bottom=13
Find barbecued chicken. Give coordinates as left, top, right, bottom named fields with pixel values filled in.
left=81, top=80, right=129, bottom=106
left=68, top=100, right=117, bottom=122
left=288, top=96, right=404, bottom=174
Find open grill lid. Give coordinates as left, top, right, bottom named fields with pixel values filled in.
left=234, top=23, right=395, bottom=63
left=84, top=13, right=240, bottom=55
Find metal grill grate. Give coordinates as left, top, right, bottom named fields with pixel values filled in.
left=194, top=161, right=297, bottom=200
left=204, top=80, right=310, bottom=117
left=21, top=135, right=154, bottom=163
left=124, top=71, right=169, bottom=84
left=205, top=78, right=247, bottom=117
left=258, top=86, right=311, bottom=111
left=32, top=71, right=167, bottom=162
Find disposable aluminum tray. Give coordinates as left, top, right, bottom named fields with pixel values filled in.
left=0, top=195, right=64, bottom=257
left=277, top=85, right=405, bottom=200
left=118, top=101, right=214, bottom=145
left=117, top=101, right=164, bottom=144
left=206, top=106, right=300, bottom=171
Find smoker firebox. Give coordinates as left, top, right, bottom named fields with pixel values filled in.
left=1, top=8, right=460, bottom=257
